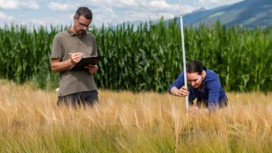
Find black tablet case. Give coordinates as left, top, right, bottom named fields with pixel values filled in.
left=71, top=56, right=104, bottom=71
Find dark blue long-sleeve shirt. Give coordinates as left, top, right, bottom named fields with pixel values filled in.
left=169, top=68, right=227, bottom=108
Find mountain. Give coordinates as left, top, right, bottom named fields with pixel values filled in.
left=182, top=0, right=272, bottom=28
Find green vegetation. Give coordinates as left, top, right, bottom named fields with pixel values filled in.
left=0, top=25, right=59, bottom=89
left=0, top=20, right=272, bottom=92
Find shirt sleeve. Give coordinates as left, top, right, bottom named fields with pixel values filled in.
left=206, top=74, right=221, bottom=108
left=93, top=43, right=98, bottom=57
left=168, top=72, right=196, bottom=103
left=168, top=72, right=185, bottom=93
left=51, top=35, right=63, bottom=60
left=90, top=34, right=98, bottom=57
left=189, top=88, right=196, bottom=103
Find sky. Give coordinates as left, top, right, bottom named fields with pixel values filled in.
left=0, top=0, right=243, bottom=28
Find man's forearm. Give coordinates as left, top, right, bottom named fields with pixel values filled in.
left=51, top=59, right=74, bottom=72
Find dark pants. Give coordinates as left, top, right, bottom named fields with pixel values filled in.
left=57, top=90, right=98, bottom=108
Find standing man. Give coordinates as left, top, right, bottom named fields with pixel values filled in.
left=51, top=7, right=99, bottom=107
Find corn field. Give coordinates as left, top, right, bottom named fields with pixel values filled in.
left=0, top=19, right=272, bottom=92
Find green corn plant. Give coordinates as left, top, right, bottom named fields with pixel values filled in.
left=0, top=21, right=272, bottom=92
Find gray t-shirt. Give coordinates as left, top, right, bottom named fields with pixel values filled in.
left=51, top=29, right=98, bottom=96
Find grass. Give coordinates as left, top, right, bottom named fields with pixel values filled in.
left=0, top=80, right=272, bottom=153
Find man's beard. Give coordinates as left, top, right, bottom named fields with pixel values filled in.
left=77, top=30, right=86, bottom=37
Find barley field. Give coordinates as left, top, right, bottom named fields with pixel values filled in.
left=0, top=80, right=271, bottom=153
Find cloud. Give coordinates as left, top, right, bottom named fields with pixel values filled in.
left=92, top=7, right=118, bottom=25
left=177, top=5, right=198, bottom=15
left=0, top=12, right=15, bottom=27
left=84, top=0, right=197, bottom=26
left=0, top=0, right=244, bottom=28
left=118, top=0, right=137, bottom=7
left=89, top=0, right=243, bottom=26
left=0, top=12, right=15, bottom=21
left=15, top=15, right=73, bottom=28
left=196, top=0, right=243, bottom=8
left=149, top=0, right=176, bottom=10
left=0, top=0, right=40, bottom=9
left=48, top=2, right=77, bottom=11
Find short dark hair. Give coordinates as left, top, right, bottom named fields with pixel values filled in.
left=186, top=60, right=204, bottom=74
left=76, top=7, right=93, bottom=20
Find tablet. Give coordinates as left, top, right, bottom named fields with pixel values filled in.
left=70, top=56, right=104, bottom=71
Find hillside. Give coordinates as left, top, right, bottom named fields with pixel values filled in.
left=182, top=0, right=272, bottom=28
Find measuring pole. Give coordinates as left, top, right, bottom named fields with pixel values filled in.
left=178, top=0, right=189, bottom=112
